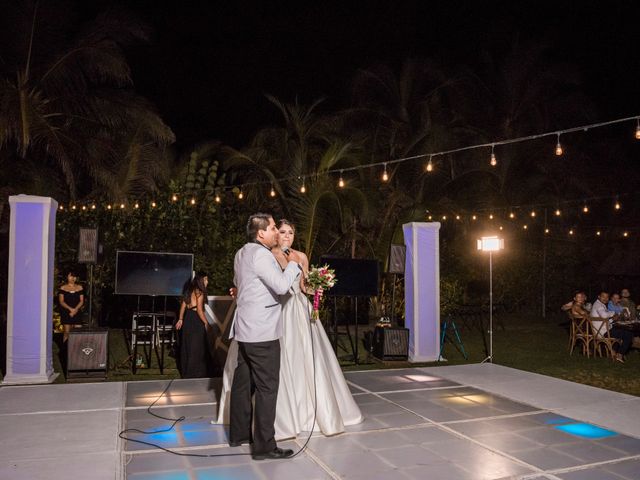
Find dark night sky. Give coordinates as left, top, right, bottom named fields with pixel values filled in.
left=90, top=1, right=640, bottom=149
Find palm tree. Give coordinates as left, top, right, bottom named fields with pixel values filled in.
left=435, top=38, right=594, bottom=212
left=345, top=58, right=469, bottom=259
left=223, top=96, right=368, bottom=259
left=0, top=1, right=175, bottom=200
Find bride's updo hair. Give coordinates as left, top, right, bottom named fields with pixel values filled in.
left=277, top=219, right=295, bottom=232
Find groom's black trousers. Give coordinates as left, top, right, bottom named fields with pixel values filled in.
left=230, top=339, right=280, bottom=454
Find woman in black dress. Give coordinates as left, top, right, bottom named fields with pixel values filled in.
left=58, top=271, right=84, bottom=342
left=176, top=272, right=210, bottom=378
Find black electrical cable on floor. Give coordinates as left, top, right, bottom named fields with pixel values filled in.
left=288, top=299, right=318, bottom=458
left=119, top=295, right=319, bottom=459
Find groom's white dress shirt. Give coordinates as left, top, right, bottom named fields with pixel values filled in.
left=230, top=242, right=300, bottom=342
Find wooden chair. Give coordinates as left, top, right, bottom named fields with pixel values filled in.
left=568, top=312, right=594, bottom=358
left=590, top=318, right=622, bottom=360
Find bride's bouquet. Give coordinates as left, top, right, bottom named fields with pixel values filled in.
left=305, top=265, right=337, bottom=321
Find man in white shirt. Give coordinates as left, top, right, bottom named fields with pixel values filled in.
left=591, top=291, right=632, bottom=362
left=229, top=213, right=302, bottom=460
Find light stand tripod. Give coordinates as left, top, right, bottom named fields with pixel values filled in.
left=477, top=237, right=504, bottom=364
left=481, top=250, right=494, bottom=364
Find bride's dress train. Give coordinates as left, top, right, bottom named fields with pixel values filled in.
left=217, top=282, right=363, bottom=438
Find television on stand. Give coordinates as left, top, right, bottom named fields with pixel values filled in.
left=115, top=251, right=194, bottom=297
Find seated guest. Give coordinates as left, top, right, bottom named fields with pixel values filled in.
left=570, top=291, right=590, bottom=318
left=561, top=301, right=572, bottom=312
left=608, top=293, right=625, bottom=315
left=562, top=290, right=591, bottom=313
left=620, top=288, right=637, bottom=319
left=591, top=291, right=633, bottom=363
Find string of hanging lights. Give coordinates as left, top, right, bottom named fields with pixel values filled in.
left=57, top=114, right=639, bottom=211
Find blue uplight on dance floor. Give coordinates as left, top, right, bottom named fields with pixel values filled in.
left=140, top=430, right=179, bottom=445
left=130, top=472, right=190, bottom=480
left=183, top=430, right=216, bottom=444
left=541, top=414, right=572, bottom=425
left=554, top=423, right=618, bottom=439
left=196, top=468, right=251, bottom=480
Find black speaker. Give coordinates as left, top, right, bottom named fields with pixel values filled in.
left=78, top=228, right=98, bottom=264
left=388, top=244, right=406, bottom=274
left=372, top=326, right=409, bottom=360
left=67, top=328, right=108, bottom=378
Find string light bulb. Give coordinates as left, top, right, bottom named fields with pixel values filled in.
left=71, top=205, right=76, bottom=210
left=215, top=194, right=221, bottom=203
left=107, top=204, right=112, bottom=210
left=530, top=210, right=536, bottom=218
left=614, top=199, right=621, bottom=210
left=120, top=203, right=125, bottom=209
left=596, top=231, right=601, bottom=236
left=523, top=224, right=528, bottom=230
left=151, top=201, right=157, bottom=208
left=555, top=133, right=563, bottom=156
left=499, top=226, right=503, bottom=230
left=623, top=231, right=629, bottom=237
left=489, top=214, right=494, bottom=220
left=238, top=190, right=243, bottom=200
left=545, top=228, right=550, bottom=234
left=555, top=208, right=561, bottom=216
left=456, top=215, right=461, bottom=220
left=59, top=205, right=64, bottom=210
left=81, top=205, right=86, bottom=211
left=426, top=156, right=434, bottom=172
left=270, top=185, right=276, bottom=197
left=441, top=215, right=447, bottom=220
left=472, top=215, right=477, bottom=221
left=490, top=145, right=497, bottom=166
left=171, top=194, right=178, bottom=202
left=569, top=229, right=574, bottom=235
left=636, top=118, right=640, bottom=139
left=300, top=180, right=306, bottom=193
left=582, top=205, right=589, bottom=213
left=91, top=204, right=96, bottom=210
left=134, top=202, right=139, bottom=209
left=382, top=163, right=389, bottom=182
left=509, top=212, right=515, bottom=219
left=190, top=198, right=196, bottom=205
left=338, top=171, right=345, bottom=188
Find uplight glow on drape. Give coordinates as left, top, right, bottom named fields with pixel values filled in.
left=3, top=196, right=57, bottom=384
left=403, top=222, right=441, bottom=362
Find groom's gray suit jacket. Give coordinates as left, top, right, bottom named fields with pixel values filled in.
left=230, top=242, right=300, bottom=342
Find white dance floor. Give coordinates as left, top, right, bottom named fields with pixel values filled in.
left=1, top=364, right=639, bottom=479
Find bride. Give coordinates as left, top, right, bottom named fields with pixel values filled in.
left=216, top=219, right=363, bottom=438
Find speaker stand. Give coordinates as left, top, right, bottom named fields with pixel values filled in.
left=87, top=264, right=94, bottom=328
left=390, top=273, right=397, bottom=324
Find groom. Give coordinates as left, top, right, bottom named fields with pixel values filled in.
left=229, top=213, right=302, bottom=460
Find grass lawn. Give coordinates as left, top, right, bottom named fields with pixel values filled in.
left=46, top=311, right=640, bottom=397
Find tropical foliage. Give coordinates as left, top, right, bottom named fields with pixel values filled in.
left=2, top=2, right=634, bottom=326
left=0, top=1, right=174, bottom=201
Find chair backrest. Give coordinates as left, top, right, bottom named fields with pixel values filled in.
left=589, top=316, right=612, bottom=339
left=571, top=314, right=592, bottom=337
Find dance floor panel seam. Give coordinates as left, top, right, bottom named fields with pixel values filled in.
left=2, top=364, right=639, bottom=479
left=120, top=367, right=640, bottom=480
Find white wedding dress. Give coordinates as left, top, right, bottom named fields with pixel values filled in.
left=216, top=280, right=363, bottom=438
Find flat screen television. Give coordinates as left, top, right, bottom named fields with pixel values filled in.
left=319, top=256, right=379, bottom=297
left=115, top=251, right=193, bottom=296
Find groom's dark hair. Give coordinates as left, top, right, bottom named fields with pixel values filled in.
left=247, top=213, right=273, bottom=241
